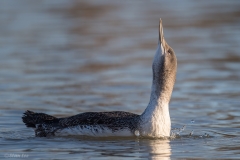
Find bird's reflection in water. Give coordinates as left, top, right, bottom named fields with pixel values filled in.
left=139, top=138, right=171, bottom=160
left=66, top=136, right=171, bottom=159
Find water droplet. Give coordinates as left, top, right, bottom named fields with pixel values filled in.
left=180, top=125, right=186, bottom=132
left=204, top=133, right=209, bottom=137
left=189, top=130, right=194, bottom=136
left=134, top=130, right=140, bottom=137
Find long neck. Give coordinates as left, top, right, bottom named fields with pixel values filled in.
left=139, top=52, right=174, bottom=137
left=141, top=47, right=175, bottom=118
left=139, top=78, right=172, bottom=137
left=141, top=80, right=172, bottom=119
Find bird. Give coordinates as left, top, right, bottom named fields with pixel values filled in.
left=22, top=19, right=177, bottom=138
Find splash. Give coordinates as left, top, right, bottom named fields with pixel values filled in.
left=170, top=119, right=211, bottom=139
left=170, top=125, right=186, bottom=137
left=189, top=130, right=194, bottom=136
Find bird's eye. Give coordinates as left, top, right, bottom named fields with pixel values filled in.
left=167, top=49, right=171, bottom=54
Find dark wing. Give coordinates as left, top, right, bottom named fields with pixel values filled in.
left=22, top=110, right=139, bottom=136
left=58, top=111, right=139, bottom=129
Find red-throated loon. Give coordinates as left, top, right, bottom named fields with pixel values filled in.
left=22, top=19, right=177, bottom=138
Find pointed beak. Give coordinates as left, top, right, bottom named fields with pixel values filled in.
left=159, top=19, right=166, bottom=54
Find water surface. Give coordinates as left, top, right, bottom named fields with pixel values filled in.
left=1, top=0, right=240, bottom=159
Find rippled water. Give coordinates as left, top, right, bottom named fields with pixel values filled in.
left=1, top=0, right=240, bottom=159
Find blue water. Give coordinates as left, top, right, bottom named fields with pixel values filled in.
left=1, top=0, right=240, bottom=159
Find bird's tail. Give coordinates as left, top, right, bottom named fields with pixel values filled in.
left=22, top=110, right=59, bottom=137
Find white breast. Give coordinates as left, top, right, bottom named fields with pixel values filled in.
left=140, top=101, right=171, bottom=137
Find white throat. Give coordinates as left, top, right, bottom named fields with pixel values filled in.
left=140, top=87, right=171, bottom=138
